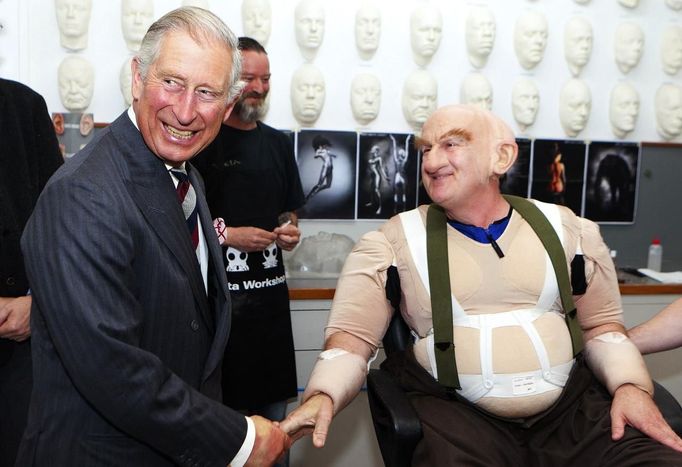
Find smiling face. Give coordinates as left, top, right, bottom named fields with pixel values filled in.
left=417, top=105, right=514, bottom=213
left=131, top=30, right=234, bottom=167
left=232, top=50, right=270, bottom=123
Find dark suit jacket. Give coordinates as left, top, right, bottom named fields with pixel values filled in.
left=0, top=79, right=62, bottom=365
left=18, top=112, right=246, bottom=466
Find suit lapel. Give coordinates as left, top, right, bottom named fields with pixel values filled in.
left=110, top=115, right=209, bottom=321
left=189, top=164, right=232, bottom=382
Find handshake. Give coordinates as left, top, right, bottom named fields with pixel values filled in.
left=243, top=393, right=334, bottom=466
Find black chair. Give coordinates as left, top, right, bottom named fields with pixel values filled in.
left=367, top=313, right=682, bottom=467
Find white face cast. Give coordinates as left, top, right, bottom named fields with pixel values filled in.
left=609, top=82, right=639, bottom=139
left=295, top=0, right=325, bottom=60
left=614, top=22, right=644, bottom=74
left=511, top=78, right=540, bottom=131
left=410, top=4, right=443, bottom=66
left=121, top=0, right=154, bottom=52
left=119, top=56, right=133, bottom=107
left=666, top=0, right=682, bottom=10
left=290, top=64, right=325, bottom=126
left=460, top=73, right=492, bottom=111
left=465, top=6, right=496, bottom=69
left=559, top=79, right=591, bottom=137
left=58, top=55, right=95, bottom=111
left=661, top=25, right=682, bottom=75
left=401, top=69, right=437, bottom=130
left=242, top=0, right=271, bottom=46
left=181, top=0, right=209, bottom=8
left=655, top=83, right=682, bottom=140
left=55, top=0, right=92, bottom=51
left=350, top=73, right=381, bottom=126
left=355, top=3, right=381, bottom=60
left=564, top=16, right=593, bottom=77
left=514, top=11, right=548, bottom=70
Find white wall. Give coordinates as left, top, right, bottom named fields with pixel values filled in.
left=2, top=0, right=681, bottom=242
left=2, top=0, right=681, bottom=142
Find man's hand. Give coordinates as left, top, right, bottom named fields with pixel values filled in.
left=274, top=223, right=301, bottom=251
left=279, top=393, right=334, bottom=448
left=0, top=296, right=32, bottom=341
left=611, top=383, right=682, bottom=452
left=226, top=226, right=277, bottom=252
left=245, top=415, right=292, bottom=466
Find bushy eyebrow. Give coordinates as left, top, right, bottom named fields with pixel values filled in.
left=414, top=128, right=472, bottom=151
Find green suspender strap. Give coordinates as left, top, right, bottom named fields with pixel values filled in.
left=426, top=204, right=461, bottom=392
left=426, top=197, right=584, bottom=394
left=502, top=195, right=584, bottom=356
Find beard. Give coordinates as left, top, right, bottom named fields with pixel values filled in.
left=234, top=92, right=269, bottom=123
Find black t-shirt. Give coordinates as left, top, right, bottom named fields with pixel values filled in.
left=193, top=122, right=304, bottom=231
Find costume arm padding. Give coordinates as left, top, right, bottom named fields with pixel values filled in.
left=302, top=349, right=369, bottom=415
left=584, top=331, right=653, bottom=396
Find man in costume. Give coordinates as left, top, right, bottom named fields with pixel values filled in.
left=282, top=104, right=682, bottom=465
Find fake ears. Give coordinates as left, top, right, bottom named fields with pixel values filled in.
left=491, top=140, right=518, bottom=177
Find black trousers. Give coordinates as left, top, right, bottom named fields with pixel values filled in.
left=382, top=350, right=682, bottom=467
left=0, top=340, right=32, bottom=467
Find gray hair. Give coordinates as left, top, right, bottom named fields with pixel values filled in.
left=136, top=6, right=243, bottom=102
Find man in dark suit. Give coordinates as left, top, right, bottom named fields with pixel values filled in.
left=0, top=78, right=63, bottom=467
left=17, top=7, right=289, bottom=466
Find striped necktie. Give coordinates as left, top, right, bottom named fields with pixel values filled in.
left=170, top=168, right=199, bottom=251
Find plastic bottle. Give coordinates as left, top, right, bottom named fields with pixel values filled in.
left=647, top=238, right=663, bottom=272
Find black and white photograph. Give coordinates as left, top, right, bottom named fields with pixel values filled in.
left=501, top=138, right=532, bottom=197
left=530, top=139, right=587, bottom=216
left=583, top=141, right=640, bottom=224
left=357, top=133, right=418, bottom=219
left=297, top=129, right=357, bottom=220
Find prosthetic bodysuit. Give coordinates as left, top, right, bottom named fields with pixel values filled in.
left=304, top=201, right=652, bottom=419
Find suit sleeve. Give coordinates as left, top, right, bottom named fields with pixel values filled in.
left=22, top=172, right=246, bottom=465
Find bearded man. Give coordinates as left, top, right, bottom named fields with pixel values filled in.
left=193, top=37, right=304, bottom=453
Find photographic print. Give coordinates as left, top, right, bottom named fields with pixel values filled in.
left=297, top=130, right=357, bottom=220
left=501, top=138, right=532, bottom=197
left=357, top=133, right=418, bottom=219
left=583, top=141, right=640, bottom=224
left=530, top=139, right=587, bottom=216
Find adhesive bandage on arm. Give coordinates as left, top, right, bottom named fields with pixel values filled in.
left=302, top=348, right=369, bottom=415
left=584, top=331, right=654, bottom=396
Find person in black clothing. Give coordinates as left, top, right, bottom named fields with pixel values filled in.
left=193, top=38, right=304, bottom=451
left=0, top=78, right=63, bottom=467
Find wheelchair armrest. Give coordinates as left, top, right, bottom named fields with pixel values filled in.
left=367, top=368, right=422, bottom=467
left=653, top=380, right=682, bottom=437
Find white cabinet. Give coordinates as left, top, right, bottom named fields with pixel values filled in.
left=288, top=299, right=383, bottom=467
